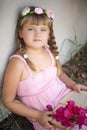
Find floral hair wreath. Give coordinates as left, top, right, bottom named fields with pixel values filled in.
left=21, top=6, right=55, bottom=20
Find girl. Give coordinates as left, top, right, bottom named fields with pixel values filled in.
left=2, top=6, right=87, bottom=130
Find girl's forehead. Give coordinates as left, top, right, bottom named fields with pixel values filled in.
left=21, top=15, right=51, bottom=27
left=24, top=23, right=49, bottom=28
left=22, top=20, right=50, bottom=29
left=26, top=20, right=50, bottom=26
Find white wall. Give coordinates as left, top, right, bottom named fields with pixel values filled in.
left=0, top=0, right=87, bottom=87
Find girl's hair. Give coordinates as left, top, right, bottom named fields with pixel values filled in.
left=15, top=6, right=62, bottom=75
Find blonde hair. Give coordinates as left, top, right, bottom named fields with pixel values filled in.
left=15, top=6, right=62, bottom=75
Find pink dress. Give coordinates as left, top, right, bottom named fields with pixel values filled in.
left=9, top=48, right=87, bottom=130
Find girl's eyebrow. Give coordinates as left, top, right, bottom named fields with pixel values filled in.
left=25, top=25, right=49, bottom=30
left=26, top=25, right=48, bottom=28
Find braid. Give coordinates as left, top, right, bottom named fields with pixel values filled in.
left=15, top=23, right=36, bottom=71
left=48, top=23, right=58, bottom=56
left=16, top=49, right=36, bottom=71
left=48, top=23, right=63, bottom=76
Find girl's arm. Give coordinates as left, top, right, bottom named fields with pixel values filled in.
left=56, top=59, right=87, bottom=92
left=2, top=58, right=39, bottom=119
left=58, top=72, right=87, bottom=92
left=2, top=58, right=53, bottom=129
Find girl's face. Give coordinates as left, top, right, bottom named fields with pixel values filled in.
left=19, top=22, right=50, bottom=49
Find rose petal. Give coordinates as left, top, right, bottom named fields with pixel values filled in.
left=46, top=104, right=53, bottom=111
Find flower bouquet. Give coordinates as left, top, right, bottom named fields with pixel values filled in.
left=46, top=100, right=87, bottom=130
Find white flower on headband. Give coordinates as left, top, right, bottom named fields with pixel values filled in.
left=21, top=7, right=30, bottom=16
left=34, top=8, right=43, bottom=14
left=45, top=9, right=55, bottom=19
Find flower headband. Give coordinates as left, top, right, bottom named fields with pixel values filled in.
left=21, top=6, right=54, bottom=20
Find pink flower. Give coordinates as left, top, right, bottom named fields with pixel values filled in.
left=21, top=7, right=54, bottom=20
left=46, top=100, right=87, bottom=128
left=64, top=108, right=73, bottom=118
left=46, top=9, right=55, bottom=19
left=21, top=7, right=30, bottom=16
left=34, top=8, right=43, bottom=14
left=46, top=104, right=53, bottom=111
left=84, top=118, right=87, bottom=126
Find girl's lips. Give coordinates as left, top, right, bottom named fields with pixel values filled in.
left=34, top=39, right=41, bottom=41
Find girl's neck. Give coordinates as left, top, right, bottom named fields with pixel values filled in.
left=26, top=46, right=44, bottom=56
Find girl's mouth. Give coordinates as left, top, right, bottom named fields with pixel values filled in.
left=34, top=39, right=41, bottom=42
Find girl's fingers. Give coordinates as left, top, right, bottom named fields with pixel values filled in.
left=47, top=121, right=54, bottom=128
left=80, top=85, right=87, bottom=91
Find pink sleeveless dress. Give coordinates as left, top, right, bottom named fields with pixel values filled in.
left=9, top=48, right=87, bottom=130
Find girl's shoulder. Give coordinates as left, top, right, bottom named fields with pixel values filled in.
left=9, top=54, right=30, bottom=73
left=9, top=54, right=25, bottom=70
left=4, top=54, right=24, bottom=80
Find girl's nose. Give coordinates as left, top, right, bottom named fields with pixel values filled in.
left=35, top=29, right=41, bottom=37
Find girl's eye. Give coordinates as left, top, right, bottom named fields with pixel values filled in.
left=41, top=29, right=47, bottom=32
left=28, top=28, right=34, bottom=31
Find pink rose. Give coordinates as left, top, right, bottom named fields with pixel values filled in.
left=34, top=8, right=43, bottom=14
left=46, top=9, right=55, bottom=19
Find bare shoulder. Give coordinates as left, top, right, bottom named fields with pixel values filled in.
left=4, top=57, right=24, bottom=80
left=8, top=56, right=24, bottom=69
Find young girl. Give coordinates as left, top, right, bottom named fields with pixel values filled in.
left=2, top=6, right=87, bottom=130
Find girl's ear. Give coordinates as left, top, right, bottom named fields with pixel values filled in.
left=19, top=31, right=22, bottom=38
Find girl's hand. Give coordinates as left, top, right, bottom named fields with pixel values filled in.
left=72, top=84, right=87, bottom=92
left=37, top=111, right=54, bottom=129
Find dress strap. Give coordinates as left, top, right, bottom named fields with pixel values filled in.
left=45, top=46, right=55, bottom=66
left=9, top=54, right=32, bottom=76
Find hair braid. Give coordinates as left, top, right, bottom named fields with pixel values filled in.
left=15, top=23, right=36, bottom=71
left=48, top=23, right=63, bottom=76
